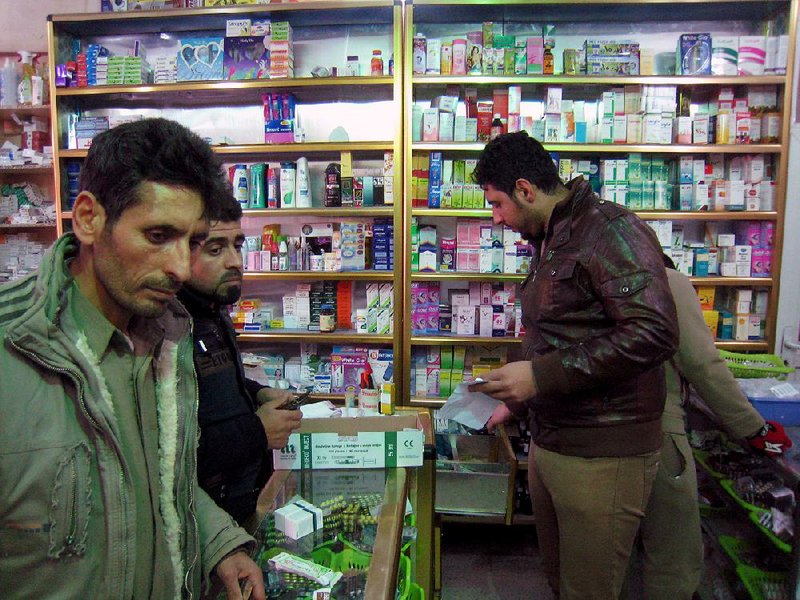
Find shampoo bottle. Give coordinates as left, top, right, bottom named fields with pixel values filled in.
left=16, top=51, right=34, bottom=106
left=295, top=156, right=311, bottom=208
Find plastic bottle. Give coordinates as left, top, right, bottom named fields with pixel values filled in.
left=388, top=53, right=394, bottom=76
left=278, top=238, right=289, bottom=271
left=16, top=51, right=34, bottom=106
left=319, top=304, right=336, bottom=332
left=295, top=156, right=311, bottom=208
left=0, top=57, right=18, bottom=107
left=543, top=45, right=554, bottom=75
left=490, top=114, right=504, bottom=140
left=232, top=164, right=249, bottom=209
left=324, top=162, right=341, bottom=207
left=370, top=50, right=384, bottom=76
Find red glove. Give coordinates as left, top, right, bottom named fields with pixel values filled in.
left=747, top=420, right=793, bottom=456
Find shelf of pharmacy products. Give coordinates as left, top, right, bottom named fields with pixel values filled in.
left=244, top=271, right=394, bottom=281
left=238, top=330, right=393, bottom=344
left=412, top=143, right=783, bottom=155
left=58, top=142, right=396, bottom=160
left=411, top=75, right=787, bottom=87
left=413, top=208, right=778, bottom=221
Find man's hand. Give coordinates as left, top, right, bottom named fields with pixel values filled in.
left=468, top=361, right=537, bottom=417
left=486, top=403, right=515, bottom=432
left=747, top=420, right=793, bottom=456
left=255, top=387, right=293, bottom=407
left=215, top=550, right=265, bottom=600
left=256, top=398, right=303, bottom=450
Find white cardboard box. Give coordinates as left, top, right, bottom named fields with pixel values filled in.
left=273, top=414, right=425, bottom=470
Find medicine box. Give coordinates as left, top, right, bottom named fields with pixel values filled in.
left=273, top=414, right=425, bottom=469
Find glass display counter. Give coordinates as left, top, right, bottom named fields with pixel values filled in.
left=251, top=411, right=434, bottom=600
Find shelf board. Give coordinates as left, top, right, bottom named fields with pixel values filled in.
left=413, top=75, right=786, bottom=86
left=690, top=277, right=772, bottom=286
left=412, top=272, right=526, bottom=282
left=0, top=223, right=57, bottom=230
left=438, top=513, right=507, bottom=525
left=638, top=211, right=779, bottom=221
left=54, top=76, right=393, bottom=98
left=0, top=105, right=51, bottom=116
left=411, top=335, right=522, bottom=345
left=412, top=208, right=491, bottom=217
left=411, top=1, right=786, bottom=27
left=0, top=166, right=53, bottom=174
left=59, top=141, right=393, bottom=159
left=409, top=396, right=447, bottom=407
left=238, top=330, right=393, bottom=344
left=412, top=142, right=782, bottom=154
left=715, top=340, right=770, bottom=351
left=244, top=207, right=394, bottom=217
left=51, top=1, right=397, bottom=35
left=243, top=270, right=394, bottom=281
left=61, top=211, right=73, bottom=219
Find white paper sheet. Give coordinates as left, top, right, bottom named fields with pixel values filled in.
left=437, top=382, right=501, bottom=430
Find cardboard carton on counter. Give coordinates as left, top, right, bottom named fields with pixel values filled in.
left=273, top=414, right=425, bottom=470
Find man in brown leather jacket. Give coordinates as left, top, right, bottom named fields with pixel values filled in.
left=472, top=132, right=678, bottom=600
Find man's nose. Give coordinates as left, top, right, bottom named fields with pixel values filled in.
left=165, top=240, right=193, bottom=283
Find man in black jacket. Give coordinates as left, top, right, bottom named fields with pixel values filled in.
left=473, top=132, right=679, bottom=600
left=179, top=195, right=302, bottom=527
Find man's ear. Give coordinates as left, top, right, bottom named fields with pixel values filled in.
left=71, top=192, right=107, bottom=245
left=514, top=178, right=536, bottom=204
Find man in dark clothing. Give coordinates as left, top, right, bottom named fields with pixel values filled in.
left=179, top=197, right=302, bottom=527
left=472, top=132, right=679, bottom=600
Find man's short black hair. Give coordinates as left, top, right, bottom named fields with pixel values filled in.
left=79, top=118, right=228, bottom=226
left=215, top=188, right=243, bottom=224
left=472, top=131, right=562, bottom=196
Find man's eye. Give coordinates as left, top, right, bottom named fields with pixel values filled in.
left=234, top=243, right=245, bottom=252
left=207, top=247, right=222, bottom=256
left=147, top=231, right=167, bottom=244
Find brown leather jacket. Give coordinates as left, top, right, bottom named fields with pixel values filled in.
left=522, top=178, right=679, bottom=457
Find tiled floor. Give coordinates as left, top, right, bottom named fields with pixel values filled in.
left=439, top=523, right=553, bottom=600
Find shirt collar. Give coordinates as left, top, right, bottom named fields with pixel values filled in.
left=68, top=281, right=164, bottom=356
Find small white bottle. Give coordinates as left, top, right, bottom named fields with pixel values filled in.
left=295, top=156, right=311, bottom=208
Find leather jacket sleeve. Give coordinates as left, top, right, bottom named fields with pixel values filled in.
left=533, top=214, right=679, bottom=397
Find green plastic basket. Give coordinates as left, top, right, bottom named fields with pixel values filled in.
left=736, top=564, right=789, bottom=600
left=396, top=553, right=412, bottom=597
left=718, top=535, right=758, bottom=567
left=719, top=479, right=765, bottom=514
left=720, top=350, right=794, bottom=379
left=334, top=547, right=372, bottom=571
left=746, top=510, right=793, bottom=554
left=399, top=582, right=425, bottom=600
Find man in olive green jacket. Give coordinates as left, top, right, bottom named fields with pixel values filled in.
left=0, top=119, right=264, bottom=599
left=632, top=262, right=791, bottom=599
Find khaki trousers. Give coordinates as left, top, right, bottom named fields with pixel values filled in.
left=528, top=444, right=660, bottom=600
left=636, top=432, right=703, bottom=599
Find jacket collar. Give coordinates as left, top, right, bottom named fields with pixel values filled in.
left=177, top=285, right=220, bottom=319
left=545, top=177, right=594, bottom=251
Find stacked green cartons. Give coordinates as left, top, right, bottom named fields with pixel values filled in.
left=627, top=153, right=644, bottom=210
left=451, top=160, right=466, bottom=208
left=438, top=346, right=466, bottom=398
left=439, top=346, right=453, bottom=397
left=410, top=218, right=419, bottom=272
left=106, top=56, right=127, bottom=85
left=649, top=157, right=672, bottom=210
